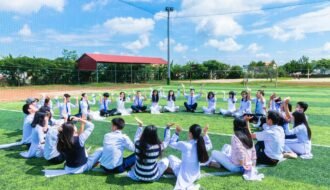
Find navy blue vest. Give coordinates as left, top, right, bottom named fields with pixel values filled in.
left=63, top=136, right=88, bottom=168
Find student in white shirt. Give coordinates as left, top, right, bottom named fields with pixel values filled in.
left=56, top=94, right=78, bottom=121
left=220, top=91, right=237, bottom=116
left=203, top=91, right=216, bottom=114
left=21, top=103, right=38, bottom=145
left=233, top=90, right=251, bottom=118
left=44, top=126, right=65, bottom=164
left=99, top=92, right=118, bottom=117
left=131, top=91, right=147, bottom=113
left=43, top=117, right=103, bottom=177
left=249, top=90, right=266, bottom=116
left=268, top=93, right=282, bottom=113
left=252, top=111, right=285, bottom=166
left=163, top=90, right=179, bottom=112
left=20, top=111, right=50, bottom=158
left=150, top=89, right=162, bottom=114
left=40, top=95, right=54, bottom=115
left=128, top=119, right=173, bottom=182
left=183, top=85, right=202, bottom=112
left=116, top=92, right=132, bottom=116
left=99, top=118, right=141, bottom=173
left=168, top=124, right=212, bottom=190
left=77, top=93, right=96, bottom=120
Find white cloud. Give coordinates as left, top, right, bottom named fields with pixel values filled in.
left=18, top=24, right=32, bottom=37
left=123, top=34, right=150, bottom=52
left=324, top=42, right=330, bottom=52
left=254, top=6, right=330, bottom=41
left=103, top=17, right=155, bottom=35
left=0, top=37, right=13, bottom=44
left=174, top=43, right=188, bottom=53
left=247, top=43, right=262, bottom=53
left=196, top=16, right=243, bottom=37
left=158, top=38, right=175, bottom=51
left=0, top=0, right=65, bottom=14
left=256, top=53, right=271, bottom=59
left=82, top=0, right=108, bottom=11
left=206, top=38, right=242, bottom=52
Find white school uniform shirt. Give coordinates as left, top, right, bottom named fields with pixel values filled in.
left=239, top=100, right=251, bottom=113
left=79, top=98, right=96, bottom=115
left=44, top=127, right=60, bottom=160
left=184, top=93, right=201, bottom=105
left=99, top=99, right=111, bottom=111
left=133, top=96, right=145, bottom=106
left=169, top=133, right=212, bottom=190
left=224, top=97, right=237, bottom=112
left=255, top=125, right=285, bottom=160
left=21, top=114, right=34, bottom=144
left=207, top=97, right=216, bottom=109
left=21, top=124, right=46, bottom=158
left=57, top=101, right=77, bottom=118
left=284, top=124, right=312, bottom=155
left=99, top=127, right=143, bottom=170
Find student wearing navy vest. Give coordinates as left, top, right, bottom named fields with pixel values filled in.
left=43, top=116, right=102, bottom=177
left=99, top=93, right=118, bottom=117
left=131, top=91, right=147, bottom=113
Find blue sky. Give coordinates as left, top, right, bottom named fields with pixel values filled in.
left=0, top=0, right=330, bottom=65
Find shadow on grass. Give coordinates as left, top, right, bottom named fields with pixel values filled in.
left=3, top=129, right=22, bottom=138
left=25, top=165, right=45, bottom=176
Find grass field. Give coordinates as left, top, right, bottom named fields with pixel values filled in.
left=0, top=81, right=329, bottom=190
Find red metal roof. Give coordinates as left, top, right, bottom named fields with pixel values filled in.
left=77, top=53, right=167, bottom=71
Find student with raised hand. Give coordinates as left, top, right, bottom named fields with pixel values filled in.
left=40, top=94, right=54, bottom=115
left=99, top=117, right=142, bottom=174
left=149, top=88, right=162, bottom=114
left=20, top=111, right=50, bottom=158
left=116, top=92, right=132, bottom=116
left=131, top=91, right=147, bottom=113
left=163, top=89, right=179, bottom=112
left=219, top=91, right=237, bottom=116
left=44, top=125, right=65, bottom=164
left=168, top=124, right=212, bottom=190
left=251, top=111, right=285, bottom=166
left=128, top=118, right=173, bottom=182
left=99, top=92, right=117, bottom=117
left=210, top=117, right=256, bottom=173
left=43, top=116, right=103, bottom=177
left=76, top=93, right=96, bottom=119
left=202, top=91, right=216, bottom=114
left=233, top=90, right=252, bottom=118
left=56, top=94, right=78, bottom=121
left=248, top=89, right=267, bottom=116
left=268, top=93, right=282, bottom=113
left=283, top=99, right=313, bottom=159
left=182, top=84, right=202, bottom=113
left=21, top=102, right=39, bottom=145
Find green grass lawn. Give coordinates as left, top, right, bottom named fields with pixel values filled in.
left=0, top=82, right=329, bottom=190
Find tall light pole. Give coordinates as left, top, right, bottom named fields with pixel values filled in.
left=165, top=6, right=174, bottom=85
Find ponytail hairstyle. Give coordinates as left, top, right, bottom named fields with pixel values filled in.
left=57, top=122, right=75, bottom=152
left=44, top=96, right=51, bottom=107
left=292, top=111, right=311, bottom=140
left=31, top=111, right=49, bottom=128
left=39, top=106, right=53, bottom=123
left=137, top=125, right=162, bottom=164
left=233, top=118, right=253, bottom=149
left=79, top=93, right=90, bottom=114
left=229, top=91, right=236, bottom=104
left=168, top=90, right=176, bottom=101
left=119, top=92, right=126, bottom=101
left=189, top=124, right=209, bottom=163
left=241, top=90, right=248, bottom=102
left=152, top=90, right=159, bottom=103
left=207, top=91, right=215, bottom=101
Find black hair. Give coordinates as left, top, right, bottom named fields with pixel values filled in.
left=78, top=93, right=90, bottom=114
left=137, top=125, right=162, bottom=164
left=152, top=90, right=159, bottom=103
left=297, top=101, right=308, bottom=112
left=22, top=104, right=31, bottom=115
left=292, top=111, right=311, bottom=140
left=229, top=91, right=236, bottom=104
left=119, top=92, right=126, bottom=101
left=64, top=93, right=71, bottom=98
left=103, top=92, right=110, bottom=98
left=241, top=90, right=248, bottom=102
left=207, top=91, right=215, bottom=100
left=189, top=124, right=209, bottom=163
left=39, top=106, right=53, bottom=121
left=190, top=88, right=195, bottom=92
left=257, top=90, right=265, bottom=96
left=111, top=118, right=125, bottom=130
left=57, top=122, right=75, bottom=152
left=233, top=118, right=253, bottom=149
left=44, top=96, right=51, bottom=106
left=267, top=110, right=280, bottom=125
left=167, top=90, right=176, bottom=101
left=31, top=111, right=49, bottom=128
left=288, top=103, right=292, bottom=112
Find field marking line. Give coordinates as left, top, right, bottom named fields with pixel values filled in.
left=1, top=108, right=330, bottom=148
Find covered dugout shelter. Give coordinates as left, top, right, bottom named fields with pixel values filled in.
left=76, top=53, right=167, bottom=83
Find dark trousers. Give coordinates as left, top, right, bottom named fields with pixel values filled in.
left=184, top=102, right=197, bottom=111
left=48, top=154, right=65, bottom=165
left=131, top=105, right=147, bottom=112
left=255, top=141, right=279, bottom=166
left=101, top=153, right=136, bottom=174
left=100, top=108, right=118, bottom=117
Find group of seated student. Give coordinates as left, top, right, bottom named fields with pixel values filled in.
left=0, top=86, right=313, bottom=190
